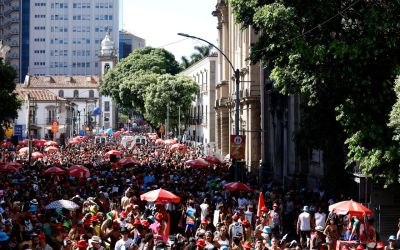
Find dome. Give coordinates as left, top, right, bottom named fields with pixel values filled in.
left=101, top=33, right=114, bottom=50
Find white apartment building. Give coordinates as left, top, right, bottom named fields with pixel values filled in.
left=181, top=55, right=217, bottom=148
left=28, top=0, right=119, bottom=76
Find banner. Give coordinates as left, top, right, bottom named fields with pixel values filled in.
left=51, top=120, right=59, bottom=133
left=230, top=135, right=246, bottom=160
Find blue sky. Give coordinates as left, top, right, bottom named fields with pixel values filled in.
left=121, top=0, right=218, bottom=62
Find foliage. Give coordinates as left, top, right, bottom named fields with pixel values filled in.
left=0, top=59, right=22, bottom=140
left=230, top=0, right=400, bottom=185
left=144, top=74, right=199, bottom=126
left=180, top=45, right=214, bottom=69
left=389, top=76, right=400, bottom=141
left=100, top=47, right=199, bottom=130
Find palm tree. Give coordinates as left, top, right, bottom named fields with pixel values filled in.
left=190, top=45, right=214, bottom=64
left=180, top=56, right=191, bottom=69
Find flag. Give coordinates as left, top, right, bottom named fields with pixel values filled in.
left=91, top=107, right=101, bottom=116
left=257, top=192, right=265, bottom=217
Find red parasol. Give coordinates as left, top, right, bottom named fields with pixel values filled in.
left=45, top=141, right=58, bottom=146
left=105, top=150, right=121, bottom=157
left=19, top=139, right=29, bottom=146
left=163, top=139, right=177, bottom=145
left=170, top=144, right=187, bottom=151
left=329, top=199, right=373, bottom=217
left=4, top=162, right=23, bottom=169
left=0, top=165, right=18, bottom=173
left=185, top=158, right=210, bottom=168
left=34, top=139, right=46, bottom=147
left=113, top=131, right=122, bottom=137
left=43, top=166, right=66, bottom=175
left=223, top=181, right=253, bottom=192
left=31, top=152, right=44, bottom=159
left=68, top=165, right=90, bottom=178
left=203, top=155, right=222, bottom=165
left=1, top=141, right=13, bottom=148
left=18, top=147, right=29, bottom=154
left=68, top=140, right=79, bottom=145
left=155, top=139, right=164, bottom=144
left=140, top=188, right=181, bottom=203
left=117, top=157, right=140, bottom=166
left=44, top=146, right=59, bottom=153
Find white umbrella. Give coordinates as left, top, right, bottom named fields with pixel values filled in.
left=45, top=199, right=80, bottom=210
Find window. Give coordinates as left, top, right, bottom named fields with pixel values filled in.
left=73, top=90, right=79, bottom=98
left=104, top=101, right=110, bottom=112
left=58, top=90, right=64, bottom=97
left=89, top=90, right=94, bottom=98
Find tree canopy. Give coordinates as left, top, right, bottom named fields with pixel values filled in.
left=230, top=0, right=400, bottom=185
left=100, top=47, right=199, bottom=131
left=180, top=45, right=214, bottom=69
left=0, top=59, right=21, bottom=140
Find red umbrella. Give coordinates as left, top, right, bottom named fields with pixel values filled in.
left=223, top=181, right=253, bottom=192
left=34, top=139, right=46, bottom=147
left=105, top=150, right=121, bottom=157
left=44, top=146, right=59, bottom=153
left=113, top=131, right=122, bottom=137
left=329, top=199, right=373, bottom=217
left=18, top=147, right=29, bottom=154
left=140, top=188, right=181, bottom=203
left=31, top=152, right=44, bottom=159
left=1, top=141, right=13, bottom=148
left=164, top=139, right=177, bottom=145
left=68, top=165, right=90, bottom=178
left=4, top=162, right=23, bottom=169
left=43, top=167, right=66, bottom=175
left=19, top=139, right=29, bottom=146
left=45, top=141, right=58, bottom=146
left=118, top=157, right=140, bottom=166
left=0, top=165, right=18, bottom=173
left=203, top=155, right=222, bottom=165
left=68, top=140, right=79, bottom=145
left=185, top=158, right=210, bottom=168
left=155, top=139, right=164, bottom=144
left=170, top=143, right=187, bottom=151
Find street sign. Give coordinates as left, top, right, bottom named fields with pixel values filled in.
left=14, top=124, right=25, bottom=140
left=51, top=120, right=59, bottom=133
left=230, top=135, right=246, bottom=160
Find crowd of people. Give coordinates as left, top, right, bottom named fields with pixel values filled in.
left=0, top=129, right=399, bottom=250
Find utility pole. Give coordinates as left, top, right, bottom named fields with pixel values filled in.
left=27, top=94, right=32, bottom=164
left=178, top=106, right=181, bottom=141
left=166, top=104, right=170, bottom=139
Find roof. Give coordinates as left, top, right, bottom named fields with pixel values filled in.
left=23, top=75, right=100, bottom=88
left=15, top=86, right=66, bottom=101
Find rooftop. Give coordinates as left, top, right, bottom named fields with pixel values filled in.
left=23, top=75, right=100, bottom=88
left=15, top=86, right=66, bottom=101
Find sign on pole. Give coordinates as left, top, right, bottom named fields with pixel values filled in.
left=51, top=120, right=59, bottom=133
left=230, top=135, right=246, bottom=160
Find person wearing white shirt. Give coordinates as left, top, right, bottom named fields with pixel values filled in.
left=314, top=207, right=327, bottom=228
left=297, top=206, right=312, bottom=248
left=200, top=198, right=210, bottom=221
left=115, top=227, right=135, bottom=250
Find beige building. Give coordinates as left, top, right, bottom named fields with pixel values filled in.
left=213, top=0, right=262, bottom=171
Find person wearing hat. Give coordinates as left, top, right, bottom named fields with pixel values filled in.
left=242, top=241, right=253, bottom=250
left=268, top=203, right=281, bottom=237
left=310, top=226, right=325, bottom=250
left=376, top=242, right=386, bottom=250
left=196, top=238, right=206, bottom=249
left=297, top=206, right=312, bottom=248
left=88, top=235, right=104, bottom=250
left=115, top=227, right=135, bottom=250
left=76, top=239, right=89, bottom=250
left=386, top=235, right=398, bottom=250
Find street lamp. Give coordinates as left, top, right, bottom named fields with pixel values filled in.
left=178, top=33, right=241, bottom=181
left=177, top=33, right=241, bottom=136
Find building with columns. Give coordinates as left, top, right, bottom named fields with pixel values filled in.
left=181, top=54, right=217, bottom=148
left=213, top=0, right=262, bottom=171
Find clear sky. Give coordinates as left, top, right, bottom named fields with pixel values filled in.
left=121, top=0, right=218, bottom=63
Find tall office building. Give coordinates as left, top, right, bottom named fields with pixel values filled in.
left=119, top=30, right=145, bottom=59
left=1, top=0, right=119, bottom=81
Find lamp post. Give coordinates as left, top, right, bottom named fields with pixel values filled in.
left=178, top=33, right=240, bottom=136
left=178, top=33, right=241, bottom=180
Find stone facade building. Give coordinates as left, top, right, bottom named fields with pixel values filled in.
left=213, top=0, right=262, bottom=171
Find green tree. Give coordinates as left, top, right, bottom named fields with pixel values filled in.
left=100, top=47, right=182, bottom=112
left=180, top=45, right=214, bottom=69
left=144, top=74, right=199, bottom=127
left=181, top=56, right=191, bottom=69
left=0, top=59, right=21, bottom=140
left=230, top=0, right=400, bottom=186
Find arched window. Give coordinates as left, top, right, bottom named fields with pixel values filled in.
left=89, top=90, right=94, bottom=98
left=73, top=90, right=79, bottom=98
left=58, top=90, right=64, bottom=97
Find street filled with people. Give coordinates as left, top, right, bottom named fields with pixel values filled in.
left=0, top=127, right=399, bottom=250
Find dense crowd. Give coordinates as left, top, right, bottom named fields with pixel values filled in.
left=0, top=131, right=399, bottom=250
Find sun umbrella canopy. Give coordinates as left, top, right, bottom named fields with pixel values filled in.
left=329, top=199, right=373, bottom=217
left=45, top=200, right=80, bottom=210
left=34, top=139, right=46, bottom=147
left=223, top=181, right=253, bottom=192
left=4, top=162, right=23, bottom=169
left=45, top=141, right=58, bottom=146
left=185, top=158, right=210, bottom=168
left=19, top=139, right=29, bottom=146
left=18, top=147, right=29, bottom=154
left=106, top=150, right=121, bottom=156
left=155, top=139, right=164, bottom=144
left=0, top=165, right=18, bottom=173
left=1, top=141, right=13, bottom=148
left=140, top=188, right=181, bottom=203
left=43, top=167, right=66, bottom=175
left=68, top=165, right=90, bottom=178
left=31, top=152, right=44, bottom=159
left=203, top=155, right=222, bottom=165
left=44, top=146, right=59, bottom=153
left=163, top=139, right=177, bottom=145
left=118, top=157, right=140, bottom=166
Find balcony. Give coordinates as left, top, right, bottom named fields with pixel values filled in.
left=29, top=118, right=38, bottom=125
